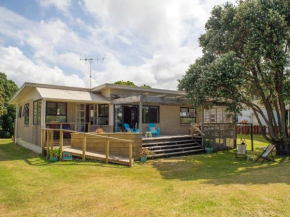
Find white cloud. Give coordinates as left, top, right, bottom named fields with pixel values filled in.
left=0, top=46, right=85, bottom=87
left=0, top=1, right=235, bottom=90
left=39, top=0, right=72, bottom=13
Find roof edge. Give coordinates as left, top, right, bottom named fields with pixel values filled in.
left=92, top=83, right=186, bottom=95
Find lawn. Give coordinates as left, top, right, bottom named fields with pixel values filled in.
left=0, top=138, right=290, bottom=217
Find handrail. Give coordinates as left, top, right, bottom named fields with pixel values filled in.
left=190, top=123, right=205, bottom=148
left=72, top=132, right=133, bottom=143
left=190, top=124, right=205, bottom=136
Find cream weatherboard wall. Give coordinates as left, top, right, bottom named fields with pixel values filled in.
left=15, top=89, right=42, bottom=153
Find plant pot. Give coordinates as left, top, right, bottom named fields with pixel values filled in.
left=205, top=147, right=213, bottom=154
left=140, top=156, right=147, bottom=163
left=50, top=156, right=59, bottom=162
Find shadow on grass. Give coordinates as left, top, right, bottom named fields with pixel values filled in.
left=151, top=150, right=290, bottom=185
left=0, top=140, right=126, bottom=169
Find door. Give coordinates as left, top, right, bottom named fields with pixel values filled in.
left=114, top=105, right=139, bottom=132
left=76, top=103, right=86, bottom=132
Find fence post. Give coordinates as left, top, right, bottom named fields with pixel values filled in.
left=106, top=139, right=109, bottom=164
left=82, top=134, right=86, bottom=162
left=46, top=130, right=50, bottom=159
left=129, top=142, right=132, bottom=167
left=250, top=124, right=254, bottom=151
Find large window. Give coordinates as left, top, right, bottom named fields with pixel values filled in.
left=46, top=102, right=67, bottom=123
left=33, top=100, right=41, bottom=125
left=142, top=106, right=159, bottom=123
left=204, top=107, right=231, bottom=123
left=23, top=103, right=29, bottom=125
left=98, top=104, right=109, bottom=125
left=180, top=107, right=196, bottom=124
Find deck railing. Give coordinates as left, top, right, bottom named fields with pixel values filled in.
left=190, top=123, right=205, bottom=148
left=41, top=128, right=133, bottom=167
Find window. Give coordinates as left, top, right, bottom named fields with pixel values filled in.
left=180, top=107, right=196, bottom=124
left=204, top=107, right=231, bottom=123
left=18, top=106, right=22, bottom=118
left=46, top=102, right=67, bottom=123
left=33, top=100, right=42, bottom=125
left=98, top=104, right=109, bottom=125
left=23, top=103, right=29, bottom=125
left=142, top=106, right=159, bottom=123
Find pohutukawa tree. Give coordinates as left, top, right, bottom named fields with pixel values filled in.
left=178, top=0, right=290, bottom=155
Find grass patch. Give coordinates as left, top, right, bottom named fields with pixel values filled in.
left=0, top=139, right=290, bottom=216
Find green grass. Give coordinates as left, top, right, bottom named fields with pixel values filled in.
left=237, top=134, right=269, bottom=149
left=0, top=138, right=290, bottom=217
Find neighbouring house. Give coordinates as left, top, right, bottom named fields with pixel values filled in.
left=237, top=101, right=290, bottom=126
left=9, top=82, right=234, bottom=160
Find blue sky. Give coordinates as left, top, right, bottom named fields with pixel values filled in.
left=0, top=0, right=233, bottom=89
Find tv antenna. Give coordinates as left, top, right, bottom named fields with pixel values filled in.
left=80, top=54, right=105, bottom=88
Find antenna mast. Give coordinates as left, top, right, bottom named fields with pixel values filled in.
left=80, top=54, right=105, bottom=88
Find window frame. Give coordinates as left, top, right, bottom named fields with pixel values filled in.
left=98, top=104, right=109, bottom=125
left=23, top=103, right=29, bottom=126
left=33, top=100, right=42, bottom=125
left=46, top=102, right=67, bottom=123
left=142, top=106, right=160, bottom=123
left=180, top=107, right=196, bottom=125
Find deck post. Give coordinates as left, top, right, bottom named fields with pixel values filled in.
left=139, top=101, right=143, bottom=134
left=60, top=130, right=63, bottom=160
left=46, top=131, right=50, bottom=159
left=82, top=134, right=86, bottom=162
left=41, top=129, right=45, bottom=156
left=106, top=139, right=109, bottom=164
left=129, top=142, right=132, bottom=167
left=50, top=130, right=54, bottom=151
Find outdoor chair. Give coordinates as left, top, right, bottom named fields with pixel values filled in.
left=148, top=123, right=160, bottom=137
left=124, top=123, right=139, bottom=133
left=255, top=144, right=276, bottom=163
left=235, top=144, right=247, bottom=159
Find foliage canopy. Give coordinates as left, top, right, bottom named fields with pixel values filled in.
left=0, top=73, right=18, bottom=138
left=178, top=0, right=290, bottom=154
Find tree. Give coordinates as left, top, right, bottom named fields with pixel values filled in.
left=178, top=0, right=290, bottom=155
left=0, top=73, right=18, bottom=138
left=114, top=80, right=151, bottom=88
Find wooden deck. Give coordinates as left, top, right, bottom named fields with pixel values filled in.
left=45, top=146, right=133, bottom=166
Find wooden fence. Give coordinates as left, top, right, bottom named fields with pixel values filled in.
left=236, top=125, right=290, bottom=134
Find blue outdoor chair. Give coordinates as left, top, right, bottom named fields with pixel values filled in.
left=148, top=123, right=160, bottom=137
left=124, top=123, right=139, bottom=133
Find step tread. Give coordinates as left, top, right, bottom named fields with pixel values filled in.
left=142, top=139, right=199, bottom=146
left=151, top=146, right=202, bottom=153
left=148, top=149, right=204, bottom=157
left=146, top=143, right=201, bottom=149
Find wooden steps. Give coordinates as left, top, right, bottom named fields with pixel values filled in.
left=152, top=149, right=205, bottom=157
left=142, top=135, right=204, bottom=158
left=44, top=146, right=133, bottom=166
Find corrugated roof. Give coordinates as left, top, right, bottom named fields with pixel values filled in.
left=36, top=87, right=109, bottom=103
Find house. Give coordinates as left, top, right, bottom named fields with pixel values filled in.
left=9, top=82, right=234, bottom=161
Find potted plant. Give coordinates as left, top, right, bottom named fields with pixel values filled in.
left=96, top=128, right=104, bottom=134
left=48, top=148, right=61, bottom=162
left=140, top=148, right=154, bottom=163
left=205, top=140, right=213, bottom=154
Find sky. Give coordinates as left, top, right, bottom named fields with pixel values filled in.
left=0, top=0, right=234, bottom=90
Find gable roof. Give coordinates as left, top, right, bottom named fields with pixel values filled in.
left=36, top=87, right=109, bottom=103
left=92, top=83, right=186, bottom=96
left=9, top=82, right=107, bottom=104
